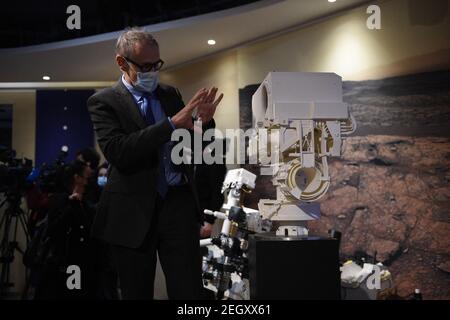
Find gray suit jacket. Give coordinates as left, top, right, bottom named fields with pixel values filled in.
left=87, top=80, right=214, bottom=248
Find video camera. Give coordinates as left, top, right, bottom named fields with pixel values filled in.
left=0, top=146, right=33, bottom=195
left=34, top=150, right=69, bottom=193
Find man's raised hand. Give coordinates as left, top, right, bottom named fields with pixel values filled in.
left=196, top=87, right=223, bottom=123
left=171, top=88, right=207, bottom=129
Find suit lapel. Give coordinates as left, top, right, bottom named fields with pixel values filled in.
left=113, top=80, right=147, bottom=129
left=155, top=86, right=177, bottom=118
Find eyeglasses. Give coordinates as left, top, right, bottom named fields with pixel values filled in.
left=124, top=56, right=164, bottom=72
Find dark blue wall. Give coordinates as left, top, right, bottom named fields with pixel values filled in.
left=35, top=90, right=95, bottom=167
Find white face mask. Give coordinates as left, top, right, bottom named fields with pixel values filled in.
left=134, top=71, right=159, bottom=93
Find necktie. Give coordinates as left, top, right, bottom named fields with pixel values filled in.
left=140, top=94, right=168, bottom=198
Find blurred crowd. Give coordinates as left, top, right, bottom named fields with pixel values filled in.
left=19, top=146, right=226, bottom=300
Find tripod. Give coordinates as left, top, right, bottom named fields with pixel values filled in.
left=0, top=192, right=30, bottom=299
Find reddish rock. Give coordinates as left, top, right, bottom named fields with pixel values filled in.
left=245, top=135, right=449, bottom=299
left=368, top=238, right=400, bottom=262
left=389, top=249, right=450, bottom=300
left=436, top=260, right=450, bottom=274
left=307, top=135, right=450, bottom=299
left=408, top=218, right=450, bottom=254
left=320, top=186, right=359, bottom=218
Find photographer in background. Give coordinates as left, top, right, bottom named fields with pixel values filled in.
left=97, top=162, right=109, bottom=189
left=92, top=160, right=120, bottom=300
left=75, top=148, right=100, bottom=172
left=34, top=160, right=101, bottom=300
left=75, top=148, right=102, bottom=207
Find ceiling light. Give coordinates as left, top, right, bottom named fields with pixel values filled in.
left=328, top=0, right=337, bottom=3
left=207, top=39, right=216, bottom=46
left=42, top=75, right=51, bottom=80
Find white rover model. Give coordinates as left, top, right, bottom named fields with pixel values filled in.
left=200, top=72, right=357, bottom=299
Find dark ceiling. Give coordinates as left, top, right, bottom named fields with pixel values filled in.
left=0, top=0, right=262, bottom=48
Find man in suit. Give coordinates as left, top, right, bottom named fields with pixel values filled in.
left=87, top=27, right=223, bottom=299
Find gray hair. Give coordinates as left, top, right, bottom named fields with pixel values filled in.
left=115, top=27, right=159, bottom=57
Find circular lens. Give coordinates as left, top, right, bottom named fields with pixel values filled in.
left=283, top=159, right=330, bottom=202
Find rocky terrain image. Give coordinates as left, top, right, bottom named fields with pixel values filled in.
left=308, top=136, right=450, bottom=299
left=239, top=70, right=450, bottom=299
